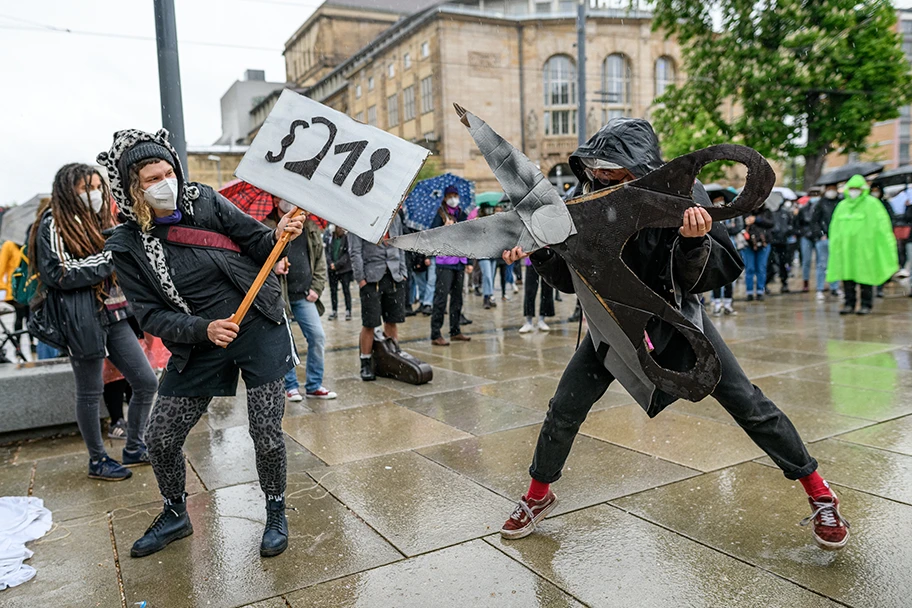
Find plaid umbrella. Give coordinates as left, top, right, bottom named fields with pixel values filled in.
left=219, top=179, right=278, bottom=221
left=403, top=173, right=475, bottom=230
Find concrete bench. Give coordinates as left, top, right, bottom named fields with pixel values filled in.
left=0, top=359, right=82, bottom=434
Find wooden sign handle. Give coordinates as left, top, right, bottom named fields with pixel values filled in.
left=226, top=208, right=305, bottom=341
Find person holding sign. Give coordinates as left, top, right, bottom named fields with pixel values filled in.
left=99, top=128, right=303, bottom=559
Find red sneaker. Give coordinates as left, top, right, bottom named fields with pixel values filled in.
left=800, top=493, right=850, bottom=550
left=500, top=491, right=558, bottom=540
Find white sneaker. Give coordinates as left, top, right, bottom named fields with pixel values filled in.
left=305, top=387, right=337, bottom=400
left=712, top=303, right=723, bottom=316
left=286, top=389, right=303, bottom=402
left=512, top=283, right=519, bottom=294
left=816, top=291, right=826, bottom=302
left=897, top=269, right=910, bottom=279
left=536, top=319, right=550, bottom=332
left=519, top=323, right=535, bottom=334
left=723, top=304, right=736, bottom=315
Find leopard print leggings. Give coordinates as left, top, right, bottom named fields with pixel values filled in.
left=145, top=378, right=286, bottom=501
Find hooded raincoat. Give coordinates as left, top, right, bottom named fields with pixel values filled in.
left=825, top=174, right=898, bottom=285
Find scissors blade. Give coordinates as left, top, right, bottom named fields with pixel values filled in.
left=388, top=211, right=535, bottom=259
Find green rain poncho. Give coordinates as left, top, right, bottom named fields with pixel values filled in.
left=826, top=174, right=899, bottom=285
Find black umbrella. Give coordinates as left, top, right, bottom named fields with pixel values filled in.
left=815, top=161, right=884, bottom=186
left=871, top=165, right=912, bottom=189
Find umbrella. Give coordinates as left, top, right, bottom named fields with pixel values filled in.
left=872, top=165, right=912, bottom=189
left=476, top=191, right=504, bottom=207
left=815, top=161, right=884, bottom=186
left=703, top=184, right=738, bottom=203
left=402, top=173, right=475, bottom=230
left=772, top=186, right=797, bottom=200
left=0, top=194, right=47, bottom=245
left=219, top=179, right=278, bottom=221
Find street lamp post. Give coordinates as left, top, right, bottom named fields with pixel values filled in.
left=153, top=0, right=188, bottom=172
left=207, top=155, right=222, bottom=187
left=577, top=0, right=587, bottom=146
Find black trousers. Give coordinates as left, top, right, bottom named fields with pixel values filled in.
left=712, top=283, right=733, bottom=299
left=523, top=264, right=555, bottom=318
left=843, top=281, right=873, bottom=309
left=768, top=243, right=791, bottom=286
left=529, top=314, right=818, bottom=484
left=329, top=270, right=353, bottom=313
left=431, top=266, right=464, bottom=339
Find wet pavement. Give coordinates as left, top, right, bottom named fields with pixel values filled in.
left=3, top=285, right=912, bottom=607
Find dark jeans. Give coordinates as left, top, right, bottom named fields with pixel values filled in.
left=69, top=320, right=158, bottom=460
left=844, top=281, right=873, bottom=310
left=329, top=270, right=352, bottom=313
left=712, top=283, right=733, bottom=299
left=529, top=316, right=818, bottom=484
left=431, top=266, right=464, bottom=339
left=768, top=243, right=792, bottom=287
left=523, top=264, right=554, bottom=318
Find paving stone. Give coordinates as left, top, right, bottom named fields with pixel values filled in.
left=312, top=451, right=513, bottom=555
left=376, top=367, right=493, bottom=397
left=846, top=348, right=912, bottom=371
left=751, top=375, right=912, bottom=421
left=580, top=404, right=765, bottom=471
left=475, top=375, right=634, bottom=412
left=286, top=540, right=582, bottom=607
left=115, top=480, right=401, bottom=608
left=302, top=376, right=412, bottom=413
left=836, top=415, right=912, bottom=455
left=283, top=402, right=471, bottom=465
left=726, top=343, right=832, bottom=366
left=489, top=504, right=839, bottom=608
left=783, top=362, right=912, bottom=392
left=418, top=424, right=697, bottom=516
left=614, top=462, right=912, bottom=608
left=12, top=433, right=88, bottom=462
left=395, top=390, right=544, bottom=435
left=0, top=512, right=120, bottom=608
left=183, top=426, right=325, bottom=491
left=436, top=353, right=572, bottom=381
left=0, top=462, right=32, bottom=496
left=751, top=336, right=894, bottom=358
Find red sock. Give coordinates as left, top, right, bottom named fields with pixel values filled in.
left=526, top=478, right=550, bottom=501
left=798, top=471, right=832, bottom=499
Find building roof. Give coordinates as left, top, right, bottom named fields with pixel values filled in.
left=324, top=0, right=444, bottom=15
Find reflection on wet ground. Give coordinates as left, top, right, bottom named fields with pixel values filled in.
left=3, top=288, right=912, bottom=607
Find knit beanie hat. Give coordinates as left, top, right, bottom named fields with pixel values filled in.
left=117, top=141, right=175, bottom=183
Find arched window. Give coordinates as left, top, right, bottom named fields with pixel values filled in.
left=655, top=56, right=676, bottom=98
left=602, top=53, right=631, bottom=122
left=543, top=55, right=577, bottom=136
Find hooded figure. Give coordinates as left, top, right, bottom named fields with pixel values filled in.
left=826, top=174, right=899, bottom=287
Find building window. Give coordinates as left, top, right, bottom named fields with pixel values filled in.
left=355, top=111, right=364, bottom=123
left=535, top=1, right=551, bottom=13
left=368, top=105, right=377, bottom=126
left=403, top=86, right=416, bottom=121
left=388, top=63, right=396, bottom=78
left=368, top=76, right=375, bottom=91
left=420, top=76, right=433, bottom=114
left=655, top=56, right=676, bottom=98
left=602, top=53, right=631, bottom=106
left=404, top=53, right=411, bottom=69
left=421, top=41, right=430, bottom=58
left=388, top=94, right=399, bottom=127
left=355, top=84, right=362, bottom=99
left=543, top=55, right=576, bottom=136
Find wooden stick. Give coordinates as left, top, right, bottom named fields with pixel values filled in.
left=227, top=208, right=305, bottom=337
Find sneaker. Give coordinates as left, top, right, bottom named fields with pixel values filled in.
left=500, top=491, right=558, bottom=540
left=816, top=291, right=826, bottom=302
left=723, top=304, right=736, bottom=315
left=122, top=446, right=151, bottom=467
left=286, top=388, right=304, bottom=402
left=108, top=418, right=127, bottom=440
left=519, top=323, right=535, bottom=334
left=897, top=268, right=910, bottom=279
left=306, top=387, right=337, bottom=400
left=131, top=501, right=193, bottom=558
left=856, top=307, right=872, bottom=315
left=327, top=311, right=338, bottom=320
left=536, top=319, right=550, bottom=332
left=483, top=296, right=492, bottom=310
left=88, top=455, right=132, bottom=481
left=712, top=303, right=723, bottom=316
left=746, top=294, right=755, bottom=302
left=800, top=494, right=850, bottom=551
left=420, top=304, right=433, bottom=316
left=839, top=306, right=854, bottom=315
left=756, top=293, right=765, bottom=301
left=345, top=310, right=352, bottom=321
left=502, top=294, right=511, bottom=301
left=512, top=283, right=519, bottom=294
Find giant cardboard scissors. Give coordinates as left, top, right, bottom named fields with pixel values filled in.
left=390, top=105, right=775, bottom=411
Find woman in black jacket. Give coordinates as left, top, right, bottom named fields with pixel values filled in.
left=326, top=225, right=353, bottom=320
left=742, top=207, right=774, bottom=300
left=29, top=163, right=158, bottom=481
left=98, top=129, right=303, bottom=559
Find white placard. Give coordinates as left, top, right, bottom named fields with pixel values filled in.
left=236, top=89, right=429, bottom=243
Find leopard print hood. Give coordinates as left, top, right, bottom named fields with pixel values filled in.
left=96, top=128, right=198, bottom=225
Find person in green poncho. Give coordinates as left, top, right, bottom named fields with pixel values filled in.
left=826, top=174, right=899, bottom=315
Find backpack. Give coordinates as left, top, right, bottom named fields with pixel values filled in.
left=10, top=244, right=39, bottom=306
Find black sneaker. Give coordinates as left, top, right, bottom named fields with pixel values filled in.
left=756, top=293, right=765, bottom=301
left=345, top=310, right=352, bottom=321
left=88, top=456, right=132, bottom=481
left=746, top=294, right=755, bottom=302
left=122, top=446, right=151, bottom=467
left=840, top=306, right=855, bottom=315
left=260, top=498, right=289, bottom=557
left=856, top=307, right=872, bottom=315
left=327, top=311, right=338, bottom=320
left=360, top=356, right=376, bottom=381
left=461, top=314, right=473, bottom=325
left=131, top=501, right=193, bottom=558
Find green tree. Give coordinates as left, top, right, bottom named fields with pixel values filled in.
left=648, top=0, right=912, bottom=188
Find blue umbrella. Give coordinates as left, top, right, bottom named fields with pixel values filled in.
left=403, top=173, right=475, bottom=230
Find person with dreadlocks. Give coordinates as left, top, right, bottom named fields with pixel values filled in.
left=98, top=129, right=303, bottom=559
left=29, top=163, right=158, bottom=481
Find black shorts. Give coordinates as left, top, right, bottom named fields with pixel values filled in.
left=360, top=271, right=406, bottom=328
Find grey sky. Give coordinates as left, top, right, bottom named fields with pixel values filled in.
left=3, top=1, right=912, bottom=205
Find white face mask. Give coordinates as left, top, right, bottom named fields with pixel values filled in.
left=278, top=199, right=295, bottom=214
left=824, top=190, right=838, bottom=200
left=445, top=196, right=459, bottom=208
left=143, top=178, right=179, bottom=210
left=848, top=188, right=862, bottom=199
left=79, top=189, right=104, bottom=214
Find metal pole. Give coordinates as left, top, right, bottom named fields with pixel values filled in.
left=153, top=0, right=188, bottom=172
left=576, top=0, right=587, bottom=146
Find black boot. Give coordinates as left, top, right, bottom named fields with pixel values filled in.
left=260, top=497, right=289, bottom=557
left=483, top=296, right=491, bottom=309
left=360, top=356, right=376, bottom=381
left=131, top=499, right=193, bottom=558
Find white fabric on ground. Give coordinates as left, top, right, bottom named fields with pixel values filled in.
left=0, top=497, right=53, bottom=590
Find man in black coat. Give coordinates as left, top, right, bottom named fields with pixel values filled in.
left=498, top=119, right=849, bottom=553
